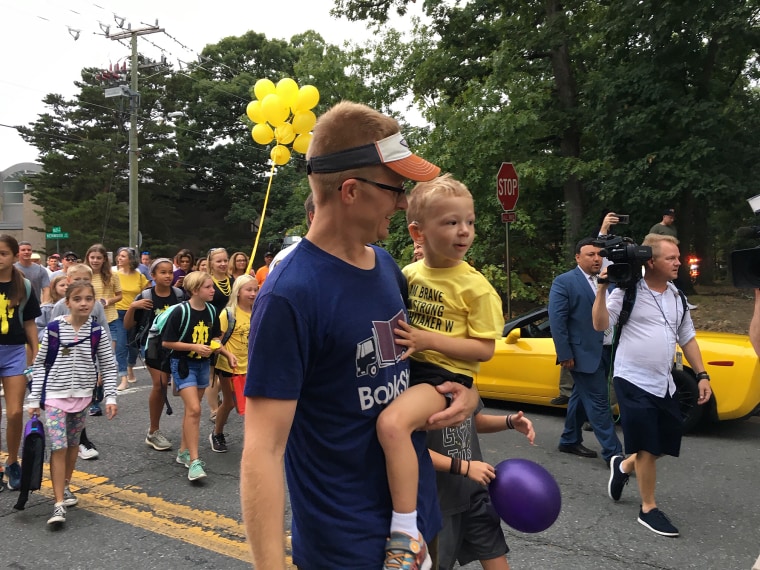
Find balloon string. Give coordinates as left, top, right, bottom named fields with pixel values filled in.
left=246, top=161, right=277, bottom=275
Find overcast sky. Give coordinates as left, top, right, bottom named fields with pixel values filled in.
left=0, top=0, right=420, bottom=168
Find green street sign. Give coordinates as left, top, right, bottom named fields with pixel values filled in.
left=46, top=232, right=69, bottom=240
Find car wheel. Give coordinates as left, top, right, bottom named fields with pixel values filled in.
left=672, top=368, right=703, bottom=432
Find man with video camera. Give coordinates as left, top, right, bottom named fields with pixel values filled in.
left=592, top=233, right=712, bottom=538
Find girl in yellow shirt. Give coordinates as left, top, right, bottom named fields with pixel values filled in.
left=114, top=248, right=148, bottom=390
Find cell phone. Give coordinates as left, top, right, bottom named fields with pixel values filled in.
left=616, top=214, right=630, bottom=224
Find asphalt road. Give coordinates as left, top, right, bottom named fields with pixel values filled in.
left=0, top=365, right=758, bottom=570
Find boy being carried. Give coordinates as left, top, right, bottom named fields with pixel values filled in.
left=377, top=174, right=505, bottom=569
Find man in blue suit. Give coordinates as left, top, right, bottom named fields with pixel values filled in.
left=549, top=237, right=622, bottom=463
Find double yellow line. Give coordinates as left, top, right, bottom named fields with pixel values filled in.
left=3, top=453, right=294, bottom=568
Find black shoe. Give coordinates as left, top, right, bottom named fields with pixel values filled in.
left=638, top=507, right=679, bottom=537
left=582, top=421, right=593, bottom=431
left=550, top=395, right=570, bottom=406
left=558, top=443, right=598, bottom=458
left=607, top=455, right=629, bottom=501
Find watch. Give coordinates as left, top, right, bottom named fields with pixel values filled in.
left=696, top=371, right=710, bottom=381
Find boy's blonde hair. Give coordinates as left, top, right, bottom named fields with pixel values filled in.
left=67, top=263, right=93, bottom=279
left=183, top=271, right=212, bottom=294
left=406, top=174, right=472, bottom=225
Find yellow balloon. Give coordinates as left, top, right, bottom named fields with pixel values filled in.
left=262, top=93, right=289, bottom=127
left=251, top=123, right=274, bottom=145
left=254, top=78, right=276, bottom=101
left=276, top=78, right=299, bottom=111
left=246, top=100, right=266, bottom=124
left=270, top=144, right=291, bottom=165
left=275, top=123, right=296, bottom=145
left=292, top=110, right=316, bottom=134
left=294, top=85, right=320, bottom=112
left=292, top=133, right=312, bottom=154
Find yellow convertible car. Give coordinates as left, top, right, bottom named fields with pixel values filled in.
left=474, top=307, right=760, bottom=432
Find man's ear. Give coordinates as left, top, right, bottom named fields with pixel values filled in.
left=337, top=178, right=360, bottom=203
left=408, top=222, right=423, bottom=242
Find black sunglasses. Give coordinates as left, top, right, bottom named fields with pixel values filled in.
left=338, top=177, right=409, bottom=195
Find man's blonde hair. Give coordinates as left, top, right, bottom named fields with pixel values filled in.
left=642, top=233, right=679, bottom=258
left=307, top=101, right=401, bottom=199
left=406, top=174, right=472, bottom=225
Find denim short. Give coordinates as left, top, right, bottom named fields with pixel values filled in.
left=0, top=345, right=27, bottom=377
left=170, top=358, right=210, bottom=391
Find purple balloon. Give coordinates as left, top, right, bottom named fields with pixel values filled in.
left=489, top=458, right=562, bottom=533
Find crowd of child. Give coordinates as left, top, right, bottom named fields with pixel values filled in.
left=1, top=238, right=264, bottom=526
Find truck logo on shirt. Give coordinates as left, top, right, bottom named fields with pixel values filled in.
left=355, top=309, right=406, bottom=378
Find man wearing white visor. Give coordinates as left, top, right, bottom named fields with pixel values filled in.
left=241, top=101, right=479, bottom=570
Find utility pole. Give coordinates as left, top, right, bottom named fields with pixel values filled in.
left=108, top=23, right=163, bottom=250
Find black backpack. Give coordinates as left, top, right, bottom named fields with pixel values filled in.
left=13, top=416, right=45, bottom=510
left=129, top=286, right=185, bottom=350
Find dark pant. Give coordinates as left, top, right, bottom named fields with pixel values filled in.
left=559, top=347, right=622, bottom=462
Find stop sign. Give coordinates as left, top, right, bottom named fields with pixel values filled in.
left=497, top=162, right=519, bottom=211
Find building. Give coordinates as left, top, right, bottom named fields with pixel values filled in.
left=0, top=162, right=44, bottom=252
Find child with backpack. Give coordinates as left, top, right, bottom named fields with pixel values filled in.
left=28, top=279, right=118, bottom=525
left=159, top=271, right=237, bottom=481
left=124, top=258, right=185, bottom=452
left=0, top=234, right=41, bottom=491
left=209, top=274, right=258, bottom=453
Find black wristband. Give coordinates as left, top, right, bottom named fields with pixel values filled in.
left=450, top=457, right=461, bottom=475
left=464, top=460, right=471, bottom=477
left=696, top=372, right=710, bottom=381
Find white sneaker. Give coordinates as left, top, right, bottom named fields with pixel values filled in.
left=78, top=443, right=99, bottom=460
left=47, top=502, right=66, bottom=525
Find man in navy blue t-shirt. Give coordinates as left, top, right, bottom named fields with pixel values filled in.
left=240, top=101, right=479, bottom=569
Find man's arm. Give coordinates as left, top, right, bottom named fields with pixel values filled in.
left=750, top=289, right=760, bottom=357
left=427, top=384, right=479, bottom=429
left=680, top=337, right=712, bottom=405
left=592, top=282, right=611, bottom=331
left=240, top=396, right=297, bottom=569
left=548, top=277, right=574, bottom=367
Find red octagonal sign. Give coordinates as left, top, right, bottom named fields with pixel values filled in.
left=497, top=162, right=519, bottom=211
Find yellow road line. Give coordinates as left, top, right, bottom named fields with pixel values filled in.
left=2, top=453, right=294, bottom=567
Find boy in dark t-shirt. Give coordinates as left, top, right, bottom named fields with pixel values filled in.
left=161, top=271, right=236, bottom=482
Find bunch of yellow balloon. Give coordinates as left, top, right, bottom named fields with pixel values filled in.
left=246, top=78, right=320, bottom=165
left=244, top=78, right=320, bottom=273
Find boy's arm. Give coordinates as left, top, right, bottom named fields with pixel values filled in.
left=395, top=320, right=495, bottom=362
left=475, top=410, right=536, bottom=444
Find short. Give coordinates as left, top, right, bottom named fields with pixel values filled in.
left=410, top=360, right=473, bottom=389
left=0, top=345, right=27, bottom=377
left=170, top=357, right=210, bottom=391
left=44, top=406, right=87, bottom=451
left=437, top=489, right=509, bottom=569
left=614, top=376, right=682, bottom=457
left=216, top=370, right=232, bottom=379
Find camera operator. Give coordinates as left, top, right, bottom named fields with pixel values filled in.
left=592, top=233, right=711, bottom=538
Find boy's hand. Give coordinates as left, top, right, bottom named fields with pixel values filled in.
left=132, top=298, right=153, bottom=310
left=466, top=460, right=496, bottom=486
left=426, top=383, right=479, bottom=429
left=510, top=411, right=536, bottom=445
left=194, top=344, right=212, bottom=358
left=394, top=320, right=430, bottom=359
left=106, top=404, right=118, bottom=419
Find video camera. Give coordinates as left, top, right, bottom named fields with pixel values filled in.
left=593, top=235, right=652, bottom=288
left=731, top=194, right=760, bottom=288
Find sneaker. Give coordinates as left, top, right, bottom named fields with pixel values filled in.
left=382, top=531, right=432, bottom=570
left=145, top=430, right=172, bottom=451
left=209, top=432, right=227, bottom=453
left=47, top=502, right=67, bottom=525
left=62, top=487, right=78, bottom=507
left=638, top=507, right=679, bottom=537
left=78, top=441, right=99, bottom=460
left=176, top=449, right=191, bottom=468
left=88, top=403, right=103, bottom=417
left=608, top=455, right=629, bottom=501
left=187, top=459, right=207, bottom=481
left=5, top=462, right=21, bottom=490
